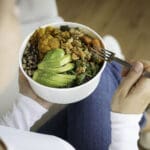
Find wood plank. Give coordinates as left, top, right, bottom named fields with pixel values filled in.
left=57, top=0, right=150, bottom=148
left=57, top=0, right=150, bottom=60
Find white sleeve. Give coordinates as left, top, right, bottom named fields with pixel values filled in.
left=0, top=94, right=47, bottom=131
left=0, top=125, right=75, bottom=150
left=109, top=112, right=142, bottom=150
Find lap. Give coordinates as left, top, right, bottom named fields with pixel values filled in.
left=38, top=62, right=122, bottom=150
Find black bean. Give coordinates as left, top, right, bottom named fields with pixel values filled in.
left=32, top=49, right=37, bottom=52
left=35, top=51, right=39, bottom=55
left=34, top=56, right=38, bottom=61
left=31, top=51, right=34, bottom=55
left=25, top=62, right=29, bottom=66
left=32, top=64, right=37, bottom=69
left=60, top=25, right=70, bottom=31
left=26, top=53, right=31, bottom=57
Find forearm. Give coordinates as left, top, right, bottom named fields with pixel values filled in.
left=109, top=112, right=142, bottom=150
left=0, top=0, right=21, bottom=92
left=0, top=0, right=21, bottom=114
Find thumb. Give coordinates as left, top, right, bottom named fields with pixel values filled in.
left=119, top=61, right=144, bottom=96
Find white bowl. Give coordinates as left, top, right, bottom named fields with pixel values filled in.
left=19, top=22, right=106, bottom=104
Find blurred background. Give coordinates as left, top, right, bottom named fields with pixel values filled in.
left=0, top=0, right=150, bottom=149
left=57, top=0, right=150, bottom=60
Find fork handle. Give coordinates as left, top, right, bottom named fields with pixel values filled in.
left=113, top=57, right=150, bottom=78
left=143, top=71, right=150, bottom=78
left=113, top=57, right=132, bottom=68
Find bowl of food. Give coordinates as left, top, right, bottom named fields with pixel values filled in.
left=19, top=22, right=106, bottom=104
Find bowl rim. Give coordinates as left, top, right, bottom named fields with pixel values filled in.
left=19, top=21, right=106, bottom=91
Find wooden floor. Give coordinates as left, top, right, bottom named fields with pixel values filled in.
left=32, top=1, right=150, bottom=134
left=57, top=0, right=150, bottom=60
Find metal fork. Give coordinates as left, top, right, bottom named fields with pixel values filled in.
left=90, top=48, right=150, bottom=78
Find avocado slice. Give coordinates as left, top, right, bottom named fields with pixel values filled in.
left=38, top=54, right=72, bottom=68
left=33, top=70, right=76, bottom=88
left=33, top=48, right=76, bottom=88
left=39, top=63, right=74, bottom=73
left=43, top=48, right=65, bottom=61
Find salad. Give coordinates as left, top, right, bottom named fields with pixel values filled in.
left=22, top=25, right=103, bottom=88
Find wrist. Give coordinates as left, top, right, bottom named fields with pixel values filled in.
left=110, top=112, right=142, bottom=150
left=21, top=92, right=52, bottom=110
left=33, top=95, right=51, bottom=110
left=111, top=103, right=144, bottom=114
left=111, top=112, right=142, bottom=120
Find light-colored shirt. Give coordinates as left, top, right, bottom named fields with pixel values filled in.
left=0, top=94, right=142, bottom=150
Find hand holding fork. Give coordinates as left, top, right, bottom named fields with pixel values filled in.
left=90, top=48, right=150, bottom=78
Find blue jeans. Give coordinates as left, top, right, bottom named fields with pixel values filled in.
left=38, top=62, right=122, bottom=150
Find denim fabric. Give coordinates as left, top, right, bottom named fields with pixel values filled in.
left=38, top=62, right=122, bottom=150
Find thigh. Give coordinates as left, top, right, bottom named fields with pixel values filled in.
left=66, top=62, right=122, bottom=150
left=37, top=108, right=68, bottom=139
left=38, top=62, right=122, bottom=150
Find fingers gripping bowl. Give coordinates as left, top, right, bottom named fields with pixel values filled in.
left=19, top=22, right=106, bottom=104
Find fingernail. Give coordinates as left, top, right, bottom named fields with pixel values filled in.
left=132, top=62, right=143, bottom=73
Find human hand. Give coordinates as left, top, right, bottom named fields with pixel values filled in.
left=111, top=61, right=150, bottom=114
left=19, top=70, right=52, bottom=109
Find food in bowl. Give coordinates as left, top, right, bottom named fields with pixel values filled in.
left=22, top=25, right=104, bottom=88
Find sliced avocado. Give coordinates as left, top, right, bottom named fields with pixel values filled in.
left=33, top=70, right=76, bottom=88
left=38, top=54, right=72, bottom=68
left=43, top=48, right=65, bottom=61
left=60, top=54, right=72, bottom=66
left=39, top=63, right=74, bottom=73
left=33, top=48, right=76, bottom=88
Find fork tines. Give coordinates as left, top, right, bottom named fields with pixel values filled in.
left=90, top=48, right=115, bottom=62
left=91, top=48, right=150, bottom=79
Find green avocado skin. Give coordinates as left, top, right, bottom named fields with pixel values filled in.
left=33, top=49, right=76, bottom=88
